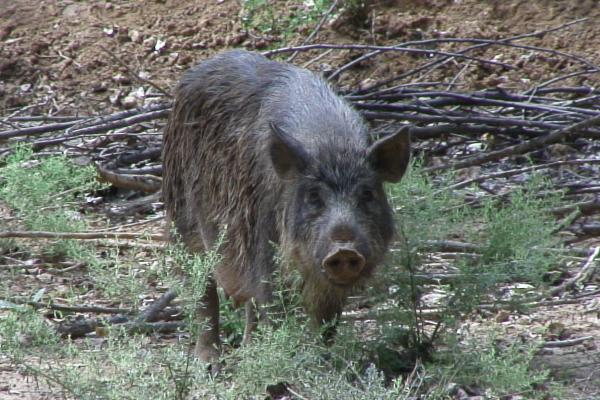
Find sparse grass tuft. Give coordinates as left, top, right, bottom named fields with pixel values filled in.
left=0, top=144, right=103, bottom=259
left=379, top=160, right=562, bottom=395
left=241, top=0, right=334, bottom=41
left=430, top=330, right=556, bottom=399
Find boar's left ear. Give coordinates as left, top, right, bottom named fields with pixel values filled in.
left=268, top=122, right=311, bottom=180
left=367, top=126, right=411, bottom=183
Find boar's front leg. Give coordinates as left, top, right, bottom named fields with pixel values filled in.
left=242, top=280, right=273, bottom=345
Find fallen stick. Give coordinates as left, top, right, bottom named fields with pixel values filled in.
left=96, top=164, right=162, bottom=193
left=548, top=246, right=599, bottom=296
left=0, top=103, right=170, bottom=141
left=287, top=0, right=339, bottom=63
left=542, top=336, right=593, bottom=348
left=135, top=289, right=178, bottom=323
left=0, top=230, right=165, bottom=241
left=264, top=43, right=514, bottom=69
left=4, top=298, right=132, bottom=314
left=424, top=114, right=600, bottom=172
left=442, top=159, right=600, bottom=192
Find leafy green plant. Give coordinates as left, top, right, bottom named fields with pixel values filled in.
left=0, top=144, right=104, bottom=259
left=241, top=0, right=334, bottom=41
left=480, top=177, right=562, bottom=283
left=0, top=307, right=59, bottom=355
left=430, top=330, right=555, bottom=399
left=371, top=161, right=562, bottom=394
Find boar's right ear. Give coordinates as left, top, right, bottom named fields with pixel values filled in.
left=367, top=126, right=411, bottom=183
left=268, top=122, right=310, bottom=180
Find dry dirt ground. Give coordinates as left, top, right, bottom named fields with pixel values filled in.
left=1, top=0, right=600, bottom=399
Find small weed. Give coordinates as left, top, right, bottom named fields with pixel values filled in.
left=241, top=0, right=334, bottom=41
left=379, top=161, right=562, bottom=394
left=431, top=330, right=554, bottom=399
left=480, top=176, right=562, bottom=283
left=0, top=307, right=59, bottom=355
left=0, top=144, right=104, bottom=259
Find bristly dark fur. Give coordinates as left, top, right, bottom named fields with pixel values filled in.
left=162, top=50, right=400, bottom=324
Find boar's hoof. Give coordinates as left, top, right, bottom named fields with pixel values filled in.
left=322, top=247, right=366, bottom=285
left=194, top=343, right=221, bottom=374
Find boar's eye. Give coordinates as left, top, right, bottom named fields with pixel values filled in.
left=360, top=188, right=375, bottom=203
left=306, top=187, right=323, bottom=208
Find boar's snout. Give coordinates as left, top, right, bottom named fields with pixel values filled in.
left=321, top=223, right=368, bottom=285
left=322, top=246, right=366, bottom=285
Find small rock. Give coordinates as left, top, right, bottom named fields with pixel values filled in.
left=143, top=36, right=157, bottom=52
left=116, top=27, right=130, bottom=43
left=113, top=73, right=131, bottom=85
left=132, top=86, right=145, bottom=99
left=178, top=54, right=192, bottom=66
left=167, top=52, right=179, bottom=65
left=180, top=27, right=197, bottom=37
left=91, top=81, right=108, bottom=93
left=154, top=38, right=167, bottom=53
left=109, top=89, right=123, bottom=105
left=122, top=94, right=138, bottom=109
left=495, top=310, right=510, bottom=323
left=360, top=78, right=377, bottom=91
left=31, top=41, right=50, bottom=54
left=212, top=36, right=225, bottom=47
left=0, top=24, right=15, bottom=40
left=103, top=26, right=115, bottom=37
left=254, top=39, right=268, bottom=49
left=130, top=29, right=143, bottom=44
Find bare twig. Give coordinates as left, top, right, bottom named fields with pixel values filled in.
left=443, top=159, right=600, bottom=192
left=424, top=115, right=600, bottom=172
left=135, top=289, right=178, bottom=323
left=96, top=163, right=162, bottom=193
left=548, top=246, right=599, bottom=296
left=0, top=230, right=165, bottom=241
left=287, top=0, right=339, bottom=63
left=4, top=298, right=132, bottom=314
left=264, top=43, right=514, bottom=69
left=543, top=336, right=594, bottom=348
left=351, top=18, right=589, bottom=95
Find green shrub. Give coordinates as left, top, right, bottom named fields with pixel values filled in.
left=0, top=144, right=103, bottom=259
left=241, top=0, right=334, bottom=40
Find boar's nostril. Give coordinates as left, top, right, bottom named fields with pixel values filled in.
left=322, top=248, right=366, bottom=282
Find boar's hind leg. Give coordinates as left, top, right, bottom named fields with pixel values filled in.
left=194, top=277, right=220, bottom=364
left=193, top=224, right=221, bottom=365
left=242, top=301, right=258, bottom=345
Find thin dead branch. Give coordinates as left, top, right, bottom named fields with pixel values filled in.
left=0, top=230, right=165, bottom=241
left=548, top=246, right=600, bottom=296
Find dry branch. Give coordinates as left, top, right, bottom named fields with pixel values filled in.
left=55, top=290, right=182, bottom=338
left=96, top=164, right=162, bottom=193
left=264, top=43, right=514, bottom=70
left=4, top=298, right=132, bottom=314
left=548, top=246, right=600, bottom=296
left=0, top=230, right=165, bottom=241
left=424, top=115, right=600, bottom=172
left=443, top=159, right=600, bottom=192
